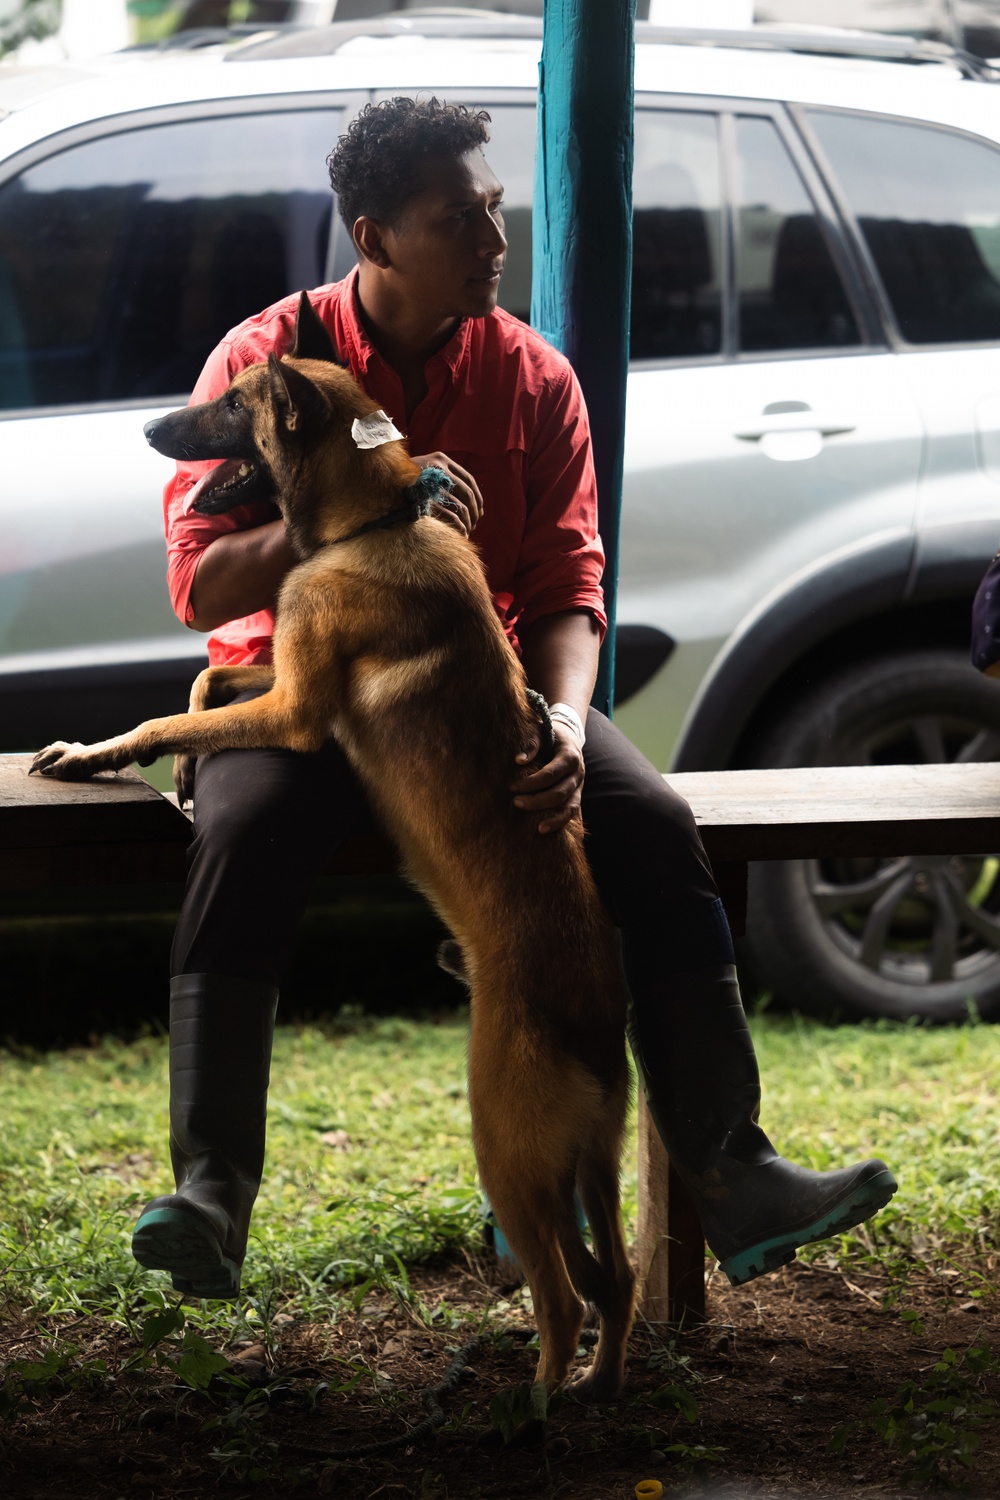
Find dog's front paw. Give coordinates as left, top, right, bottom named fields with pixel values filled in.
left=29, top=741, right=99, bottom=780
left=173, top=753, right=196, bottom=808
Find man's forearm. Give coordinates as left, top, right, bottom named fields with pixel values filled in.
left=518, top=610, right=601, bottom=721
left=188, top=519, right=297, bottom=632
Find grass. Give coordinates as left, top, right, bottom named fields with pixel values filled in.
left=1, top=1008, right=999, bottom=1330
left=0, top=1012, right=478, bottom=1328
left=754, top=1013, right=1000, bottom=1272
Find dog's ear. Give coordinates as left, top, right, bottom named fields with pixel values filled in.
left=267, top=353, right=332, bottom=435
left=290, top=291, right=340, bottom=364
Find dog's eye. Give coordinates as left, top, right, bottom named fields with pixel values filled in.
left=229, top=396, right=242, bottom=411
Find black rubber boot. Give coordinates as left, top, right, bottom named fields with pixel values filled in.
left=623, top=935, right=898, bottom=1286
left=131, top=973, right=279, bottom=1299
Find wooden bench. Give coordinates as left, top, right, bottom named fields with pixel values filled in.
left=5, top=753, right=1000, bottom=1323
left=638, top=761, right=1000, bottom=1324
left=0, top=754, right=192, bottom=891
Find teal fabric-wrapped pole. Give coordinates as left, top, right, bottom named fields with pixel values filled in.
left=531, top=0, right=635, bottom=717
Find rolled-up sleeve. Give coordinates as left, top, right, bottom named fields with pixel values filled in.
left=511, top=363, right=607, bottom=640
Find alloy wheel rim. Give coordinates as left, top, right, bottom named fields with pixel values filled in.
left=804, top=717, right=1000, bottom=989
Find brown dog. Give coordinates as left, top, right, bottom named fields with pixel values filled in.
left=30, top=293, right=636, bottom=1400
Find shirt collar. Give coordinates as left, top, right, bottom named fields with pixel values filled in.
left=338, top=264, right=475, bottom=380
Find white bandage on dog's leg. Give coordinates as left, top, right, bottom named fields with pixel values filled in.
left=549, top=702, right=586, bottom=747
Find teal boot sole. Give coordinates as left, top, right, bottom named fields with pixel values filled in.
left=719, top=1166, right=898, bottom=1287
left=132, top=1205, right=241, bottom=1300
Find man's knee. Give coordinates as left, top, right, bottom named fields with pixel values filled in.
left=581, top=718, right=718, bottom=922
left=591, top=801, right=715, bottom=914
left=614, top=780, right=701, bottom=854
left=191, top=750, right=316, bottom=863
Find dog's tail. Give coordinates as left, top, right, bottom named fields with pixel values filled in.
left=436, top=938, right=467, bottom=984
left=551, top=1185, right=606, bottom=1308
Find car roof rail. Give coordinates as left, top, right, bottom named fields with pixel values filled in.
left=128, top=23, right=276, bottom=53
left=229, top=12, right=541, bottom=59
left=643, top=24, right=1000, bottom=81
left=228, top=11, right=999, bottom=80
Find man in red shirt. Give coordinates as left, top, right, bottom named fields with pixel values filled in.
left=134, top=98, right=896, bottom=1302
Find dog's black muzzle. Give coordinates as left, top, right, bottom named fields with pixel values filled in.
left=144, top=406, right=276, bottom=513
left=144, top=406, right=256, bottom=464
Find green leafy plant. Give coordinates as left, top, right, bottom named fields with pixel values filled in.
left=488, top=1381, right=550, bottom=1443
left=641, top=1328, right=703, bottom=1422
left=645, top=1332, right=702, bottom=1383
left=661, top=1439, right=725, bottom=1469
left=648, top=1381, right=699, bottom=1421
left=0, top=1341, right=106, bottom=1423
left=831, top=1344, right=999, bottom=1486
left=166, top=1329, right=233, bottom=1392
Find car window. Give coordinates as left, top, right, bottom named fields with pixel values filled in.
left=436, top=105, right=723, bottom=361
left=806, top=110, right=1000, bottom=346
left=734, top=115, right=860, bottom=354
left=0, top=109, right=339, bottom=412
left=472, top=105, right=536, bottom=326
left=631, top=111, right=723, bottom=360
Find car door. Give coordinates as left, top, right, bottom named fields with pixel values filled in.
left=801, top=107, right=1000, bottom=602
left=0, top=97, right=360, bottom=747
left=615, top=101, right=925, bottom=768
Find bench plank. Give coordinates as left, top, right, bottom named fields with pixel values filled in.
left=0, top=755, right=191, bottom=888
left=668, top=762, right=1000, bottom=860
left=0, top=754, right=190, bottom=850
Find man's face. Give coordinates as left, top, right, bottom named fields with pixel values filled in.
left=372, top=148, right=508, bottom=320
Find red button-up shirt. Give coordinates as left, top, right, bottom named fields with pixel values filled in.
left=163, top=267, right=606, bottom=666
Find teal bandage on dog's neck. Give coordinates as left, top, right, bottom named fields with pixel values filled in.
left=326, top=466, right=456, bottom=548
left=404, top=465, right=454, bottom=516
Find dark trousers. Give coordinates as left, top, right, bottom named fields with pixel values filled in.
left=171, top=707, right=731, bottom=983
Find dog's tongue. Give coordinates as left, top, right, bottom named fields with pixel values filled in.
left=183, top=468, right=221, bottom=514
left=183, top=461, right=250, bottom=513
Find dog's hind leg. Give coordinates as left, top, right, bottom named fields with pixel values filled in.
left=484, top=1172, right=586, bottom=1395
left=468, top=996, right=613, bottom=1400
left=188, top=664, right=275, bottom=713
left=565, top=1132, right=637, bottom=1403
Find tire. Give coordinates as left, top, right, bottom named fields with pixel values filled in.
left=742, top=650, right=1000, bottom=1023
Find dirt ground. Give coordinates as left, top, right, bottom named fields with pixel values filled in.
left=2, top=1253, right=1000, bottom=1499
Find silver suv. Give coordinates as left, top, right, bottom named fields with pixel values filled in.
left=4, top=16, right=1000, bottom=1023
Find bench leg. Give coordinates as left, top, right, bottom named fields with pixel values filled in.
left=636, top=1094, right=706, bottom=1324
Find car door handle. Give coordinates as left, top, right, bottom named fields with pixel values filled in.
left=735, top=410, right=857, bottom=441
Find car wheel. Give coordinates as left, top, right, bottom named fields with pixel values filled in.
left=742, top=650, right=1000, bottom=1023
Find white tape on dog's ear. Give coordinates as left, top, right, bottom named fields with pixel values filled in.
left=351, top=409, right=403, bottom=450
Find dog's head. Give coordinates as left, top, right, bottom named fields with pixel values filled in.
left=145, top=293, right=416, bottom=549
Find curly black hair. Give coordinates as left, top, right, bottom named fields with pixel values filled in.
left=328, top=97, right=492, bottom=232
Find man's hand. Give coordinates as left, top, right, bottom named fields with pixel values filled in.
left=510, top=721, right=585, bottom=834
left=412, top=452, right=483, bottom=537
